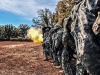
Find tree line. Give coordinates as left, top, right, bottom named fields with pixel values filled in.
left=0, top=24, right=30, bottom=40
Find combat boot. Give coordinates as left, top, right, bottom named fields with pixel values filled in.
left=43, top=55, right=48, bottom=61
left=43, top=58, right=48, bottom=61
left=53, top=60, right=60, bottom=66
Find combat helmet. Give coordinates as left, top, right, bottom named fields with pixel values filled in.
left=53, top=24, right=62, bottom=31
left=50, top=28, right=54, bottom=34
left=44, top=27, right=51, bottom=32
left=45, top=28, right=50, bottom=31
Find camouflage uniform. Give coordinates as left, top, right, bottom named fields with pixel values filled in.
left=52, top=24, right=63, bottom=66
left=56, top=26, right=63, bottom=66
left=42, top=27, right=51, bottom=60
left=62, top=16, right=76, bottom=75
left=51, top=29, right=57, bottom=63
left=42, top=38, right=51, bottom=60
left=48, top=28, right=55, bottom=59
left=71, top=0, right=100, bottom=75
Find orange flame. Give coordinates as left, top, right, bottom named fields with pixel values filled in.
left=27, top=27, right=43, bottom=43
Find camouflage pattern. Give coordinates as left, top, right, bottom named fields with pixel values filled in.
left=71, top=0, right=100, bottom=75
left=56, top=26, right=63, bottom=66
left=52, top=24, right=63, bottom=66
left=48, top=28, right=55, bottom=60
left=42, top=27, right=51, bottom=60
left=62, top=16, right=76, bottom=75
left=62, top=48, right=73, bottom=75
left=51, top=28, right=57, bottom=62
left=42, top=37, right=51, bottom=60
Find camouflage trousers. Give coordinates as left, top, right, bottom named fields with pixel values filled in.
left=58, top=49, right=62, bottom=67
left=52, top=47, right=62, bottom=66
left=43, top=50, right=48, bottom=59
left=52, top=48, right=60, bottom=66
left=62, top=47, right=73, bottom=75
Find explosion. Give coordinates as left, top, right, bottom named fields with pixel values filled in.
left=27, top=27, right=43, bottom=43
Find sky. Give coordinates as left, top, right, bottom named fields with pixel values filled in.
left=0, top=0, right=60, bottom=27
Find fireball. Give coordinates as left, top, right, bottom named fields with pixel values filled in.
left=27, top=27, right=43, bottom=43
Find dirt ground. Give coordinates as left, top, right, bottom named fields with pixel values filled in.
left=0, top=41, right=63, bottom=75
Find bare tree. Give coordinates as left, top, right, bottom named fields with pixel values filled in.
left=37, top=8, right=53, bottom=27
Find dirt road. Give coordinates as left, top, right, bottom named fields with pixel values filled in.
left=0, top=41, right=63, bottom=75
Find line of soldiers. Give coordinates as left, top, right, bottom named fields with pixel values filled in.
left=42, top=0, right=100, bottom=75
left=42, top=16, right=76, bottom=75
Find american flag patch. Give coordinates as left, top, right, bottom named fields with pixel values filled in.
left=93, top=23, right=98, bottom=30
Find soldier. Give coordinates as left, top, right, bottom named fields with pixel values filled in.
left=55, top=25, right=63, bottom=67
left=51, top=27, right=58, bottom=65
left=71, top=0, right=100, bottom=75
left=62, top=16, right=76, bottom=75
left=42, top=39, right=50, bottom=61
left=42, top=27, right=51, bottom=61
left=49, top=28, right=55, bottom=60
left=52, top=24, right=63, bottom=66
